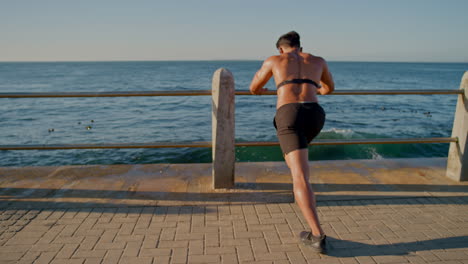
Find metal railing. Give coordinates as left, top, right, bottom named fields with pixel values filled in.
left=0, top=137, right=458, bottom=151
left=1, top=68, right=467, bottom=185
left=0, top=89, right=462, bottom=98
left=0, top=89, right=461, bottom=150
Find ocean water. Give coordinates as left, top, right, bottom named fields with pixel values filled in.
left=0, top=61, right=466, bottom=166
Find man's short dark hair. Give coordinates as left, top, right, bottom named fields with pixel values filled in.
left=276, top=31, right=301, bottom=49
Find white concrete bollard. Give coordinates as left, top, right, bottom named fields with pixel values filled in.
left=447, top=71, right=468, bottom=181
left=212, top=68, right=235, bottom=188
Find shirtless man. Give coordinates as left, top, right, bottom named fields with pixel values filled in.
left=249, top=31, right=334, bottom=253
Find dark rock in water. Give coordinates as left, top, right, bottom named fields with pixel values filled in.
left=91, top=120, right=94, bottom=123
left=78, top=122, right=81, bottom=125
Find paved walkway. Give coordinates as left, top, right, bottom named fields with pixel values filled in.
left=1, top=197, right=468, bottom=264
left=0, top=158, right=467, bottom=263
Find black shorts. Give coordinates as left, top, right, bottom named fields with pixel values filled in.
left=273, top=102, right=325, bottom=155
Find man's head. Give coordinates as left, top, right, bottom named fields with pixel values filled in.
left=276, top=31, right=301, bottom=50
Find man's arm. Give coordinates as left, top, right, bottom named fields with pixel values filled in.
left=318, top=59, right=334, bottom=95
left=249, top=57, right=274, bottom=95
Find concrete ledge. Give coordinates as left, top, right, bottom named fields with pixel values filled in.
left=0, top=158, right=467, bottom=209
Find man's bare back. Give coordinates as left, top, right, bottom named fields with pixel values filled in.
left=250, top=47, right=334, bottom=109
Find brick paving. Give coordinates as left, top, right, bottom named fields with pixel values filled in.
left=1, top=196, right=467, bottom=264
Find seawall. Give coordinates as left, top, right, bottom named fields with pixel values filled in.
left=1, top=158, right=467, bottom=209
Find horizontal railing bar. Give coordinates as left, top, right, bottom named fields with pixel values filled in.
left=0, top=90, right=212, bottom=98
left=236, top=137, right=457, bottom=147
left=0, top=89, right=462, bottom=98
left=0, top=137, right=457, bottom=150
left=235, top=89, right=464, bottom=96
left=0, top=142, right=212, bottom=150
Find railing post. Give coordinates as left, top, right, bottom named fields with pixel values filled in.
left=212, top=68, right=235, bottom=188
left=447, top=71, right=468, bottom=181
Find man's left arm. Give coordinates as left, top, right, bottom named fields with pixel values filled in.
left=249, top=58, right=274, bottom=95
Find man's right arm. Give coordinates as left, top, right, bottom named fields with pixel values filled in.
left=249, top=57, right=274, bottom=95
left=318, top=59, right=334, bottom=95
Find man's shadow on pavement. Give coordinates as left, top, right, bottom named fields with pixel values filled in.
left=324, top=236, right=468, bottom=257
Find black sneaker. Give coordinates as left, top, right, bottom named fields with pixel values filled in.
left=299, top=231, right=326, bottom=253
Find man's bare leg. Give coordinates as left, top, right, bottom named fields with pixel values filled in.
left=284, top=148, right=324, bottom=237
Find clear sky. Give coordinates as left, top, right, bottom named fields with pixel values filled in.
left=1, top=0, right=467, bottom=62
